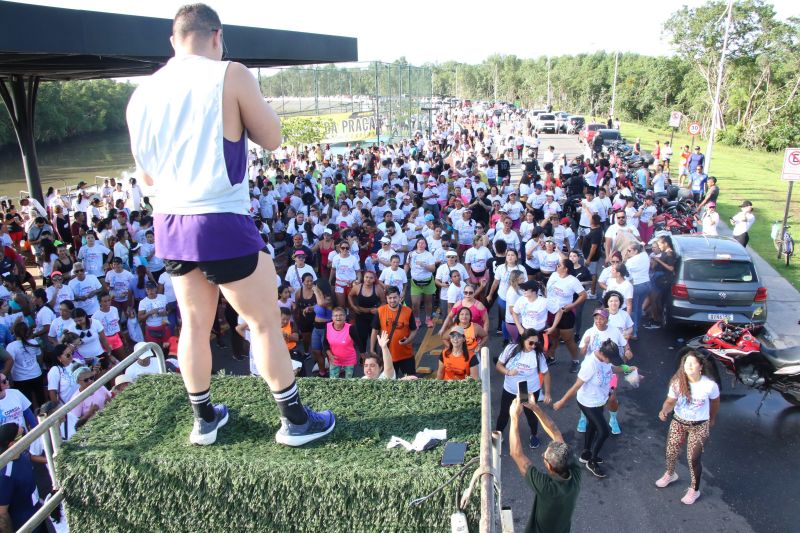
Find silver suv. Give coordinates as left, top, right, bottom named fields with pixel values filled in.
left=535, top=113, right=557, bottom=133
left=661, top=235, right=767, bottom=328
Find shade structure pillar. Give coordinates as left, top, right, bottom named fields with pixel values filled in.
left=0, top=75, right=43, bottom=204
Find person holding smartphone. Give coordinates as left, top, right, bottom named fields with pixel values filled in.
left=495, top=329, right=551, bottom=449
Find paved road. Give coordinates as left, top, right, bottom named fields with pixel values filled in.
left=210, top=133, right=800, bottom=533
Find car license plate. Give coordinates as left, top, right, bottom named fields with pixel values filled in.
left=708, top=313, right=734, bottom=321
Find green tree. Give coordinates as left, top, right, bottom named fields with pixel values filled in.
left=280, top=116, right=334, bottom=147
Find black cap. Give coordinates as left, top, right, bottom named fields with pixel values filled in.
left=145, top=281, right=157, bottom=289
left=520, top=281, right=539, bottom=291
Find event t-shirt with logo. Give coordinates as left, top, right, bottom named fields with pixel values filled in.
left=576, top=353, right=614, bottom=408
left=0, top=389, right=31, bottom=428
left=669, top=375, right=720, bottom=422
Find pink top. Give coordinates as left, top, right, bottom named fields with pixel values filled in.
left=451, top=301, right=487, bottom=327
left=71, top=386, right=112, bottom=419
left=326, top=322, right=358, bottom=367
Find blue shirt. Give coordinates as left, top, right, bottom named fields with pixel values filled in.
left=0, top=323, right=12, bottom=348
left=690, top=172, right=708, bottom=194
left=636, top=168, right=648, bottom=189
left=688, top=153, right=705, bottom=173
left=0, top=452, right=39, bottom=531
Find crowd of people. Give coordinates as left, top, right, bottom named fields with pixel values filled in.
left=0, top=95, right=729, bottom=529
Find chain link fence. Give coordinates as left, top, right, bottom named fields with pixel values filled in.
left=258, top=62, right=433, bottom=144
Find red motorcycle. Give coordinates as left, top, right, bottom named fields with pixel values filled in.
left=653, top=212, right=695, bottom=235
left=684, top=321, right=800, bottom=412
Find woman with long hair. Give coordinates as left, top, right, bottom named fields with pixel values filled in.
left=488, top=249, right=526, bottom=342
left=437, top=326, right=478, bottom=381
left=502, top=270, right=526, bottom=343
left=45, top=342, right=79, bottom=405
left=294, top=273, right=317, bottom=353
left=310, top=279, right=334, bottom=377
left=7, top=322, right=45, bottom=410
left=656, top=350, right=720, bottom=505
left=445, top=306, right=488, bottom=357
left=348, top=270, right=385, bottom=355
left=604, top=291, right=633, bottom=340
left=495, top=328, right=552, bottom=448
left=439, top=282, right=489, bottom=334
left=66, top=308, right=112, bottom=368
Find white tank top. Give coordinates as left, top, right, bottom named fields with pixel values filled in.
left=127, top=55, right=248, bottom=216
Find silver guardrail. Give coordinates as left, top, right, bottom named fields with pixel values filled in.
left=0, top=342, right=167, bottom=533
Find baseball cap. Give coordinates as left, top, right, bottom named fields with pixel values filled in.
left=424, top=213, right=435, bottom=222
left=380, top=236, right=391, bottom=244
left=134, top=342, right=155, bottom=360
left=450, top=326, right=466, bottom=337
left=114, top=374, right=133, bottom=387
left=546, top=191, right=554, bottom=196
left=445, top=250, right=458, bottom=257
left=560, top=217, right=570, bottom=225
left=593, top=308, right=610, bottom=318
left=50, top=271, right=63, bottom=279
left=144, top=281, right=157, bottom=289
left=520, top=280, right=538, bottom=291
left=323, top=228, right=333, bottom=235
left=292, top=249, right=306, bottom=257
left=740, top=200, right=753, bottom=207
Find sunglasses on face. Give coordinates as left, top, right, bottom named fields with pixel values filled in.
left=463, top=291, right=475, bottom=296
left=74, top=269, right=85, bottom=273
left=80, top=375, right=96, bottom=384
left=449, top=333, right=464, bottom=339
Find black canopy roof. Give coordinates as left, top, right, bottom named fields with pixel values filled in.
left=0, top=2, right=358, bottom=80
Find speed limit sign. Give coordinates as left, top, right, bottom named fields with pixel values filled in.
left=688, top=122, right=702, bottom=136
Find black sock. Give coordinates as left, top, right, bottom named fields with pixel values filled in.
left=188, top=389, right=215, bottom=423
left=272, top=381, right=308, bottom=425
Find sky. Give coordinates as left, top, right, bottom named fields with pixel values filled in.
left=10, top=0, right=799, bottom=65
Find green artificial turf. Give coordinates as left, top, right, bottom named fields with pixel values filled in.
left=56, top=375, right=482, bottom=533
left=618, top=121, right=800, bottom=290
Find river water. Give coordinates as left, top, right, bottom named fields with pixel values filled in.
left=0, top=129, right=134, bottom=200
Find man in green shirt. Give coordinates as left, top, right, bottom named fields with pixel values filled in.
left=510, top=397, right=581, bottom=533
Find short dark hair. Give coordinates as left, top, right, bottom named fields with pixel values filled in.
left=385, top=286, right=401, bottom=296
left=173, top=4, right=222, bottom=38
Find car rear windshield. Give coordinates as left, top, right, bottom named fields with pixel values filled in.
left=588, top=124, right=602, bottom=131
left=539, top=114, right=555, bottom=120
left=683, top=259, right=757, bottom=283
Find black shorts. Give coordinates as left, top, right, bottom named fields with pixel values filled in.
left=546, top=310, right=576, bottom=330
left=165, top=251, right=261, bottom=285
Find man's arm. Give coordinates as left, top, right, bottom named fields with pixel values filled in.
left=526, top=400, right=563, bottom=443
left=230, top=63, right=281, bottom=151
left=509, top=398, right=533, bottom=476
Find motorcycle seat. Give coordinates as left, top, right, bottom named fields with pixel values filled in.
left=761, top=344, right=800, bottom=368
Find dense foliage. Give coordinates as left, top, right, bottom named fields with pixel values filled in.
left=57, top=374, right=482, bottom=532
left=0, top=79, right=135, bottom=148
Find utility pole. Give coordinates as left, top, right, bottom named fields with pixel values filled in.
left=546, top=56, right=551, bottom=108
left=494, top=63, right=498, bottom=103
left=610, top=50, right=619, bottom=118
left=706, top=0, right=735, bottom=175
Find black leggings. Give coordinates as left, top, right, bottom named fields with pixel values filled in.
left=579, top=402, right=610, bottom=461
left=496, top=389, right=539, bottom=435
left=734, top=232, right=749, bottom=248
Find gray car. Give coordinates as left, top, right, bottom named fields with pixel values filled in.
left=661, top=235, right=767, bottom=328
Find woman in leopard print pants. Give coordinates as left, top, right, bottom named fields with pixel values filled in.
left=655, top=351, right=720, bottom=505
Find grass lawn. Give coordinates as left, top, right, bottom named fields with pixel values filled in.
left=618, top=120, right=800, bottom=291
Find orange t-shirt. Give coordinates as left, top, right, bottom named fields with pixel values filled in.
left=282, top=323, right=297, bottom=350
left=375, top=304, right=414, bottom=362
left=439, top=348, right=477, bottom=381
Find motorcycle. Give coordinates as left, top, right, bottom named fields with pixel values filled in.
left=684, top=321, right=800, bottom=412
left=652, top=211, right=695, bottom=235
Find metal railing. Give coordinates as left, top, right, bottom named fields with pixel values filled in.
left=0, top=342, right=167, bottom=533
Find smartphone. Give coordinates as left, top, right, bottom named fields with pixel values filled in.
left=518, top=381, right=529, bottom=404
left=441, top=441, right=467, bottom=466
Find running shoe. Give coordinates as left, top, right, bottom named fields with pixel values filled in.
left=570, top=360, right=580, bottom=373
left=586, top=461, right=606, bottom=478
left=576, top=413, right=587, bottom=433
left=609, top=416, right=621, bottom=435
left=189, top=404, right=229, bottom=446
left=681, top=488, right=701, bottom=505
left=425, top=318, right=434, bottom=328
left=655, top=472, right=679, bottom=488
left=586, top=291, right=596, bottom=300
left=529, top=435, right=540, bottom=449
left=579, top=451, right=603, bottom=464
left=275, top=406, right=336, bottom=447
left=495, top=329, right=502, bottom=335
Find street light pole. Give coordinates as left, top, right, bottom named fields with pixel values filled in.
left=610, top=50, right=619, bottom=118
left=546, top=56, right=551, bottom=108
left=706, top=0, right=735, bottom=175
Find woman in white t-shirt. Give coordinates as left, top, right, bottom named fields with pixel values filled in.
left=554, top=339, right=637, bottom=478
left=464, top=235, right=493, bottom=293
left=46, top=342, right=79, bottom=405
left=6, top=322, right=45, bottom=410
left=511, top=280, right=560, bottom=347
left=488, top=249, right=526, bottom=341
left=494, top=330, right=551, bottom=448
left=406, top=237, right=436, bottom=328
left=330, top=240, right=361, bottom=309
left=378, top=254, right=408, bottom=295
left=502, top=271, right=526, bottom=343
left=605, top=263, right=634, bottom=312
left=138, top=283, right=171, bottom=344
left=544, top=258, right=587, bottom=370
left=66, top=309, right=111, bottom=366
left=656, top=350, right=720, bottom=505
left=604, top=291, right=633, bottom=339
